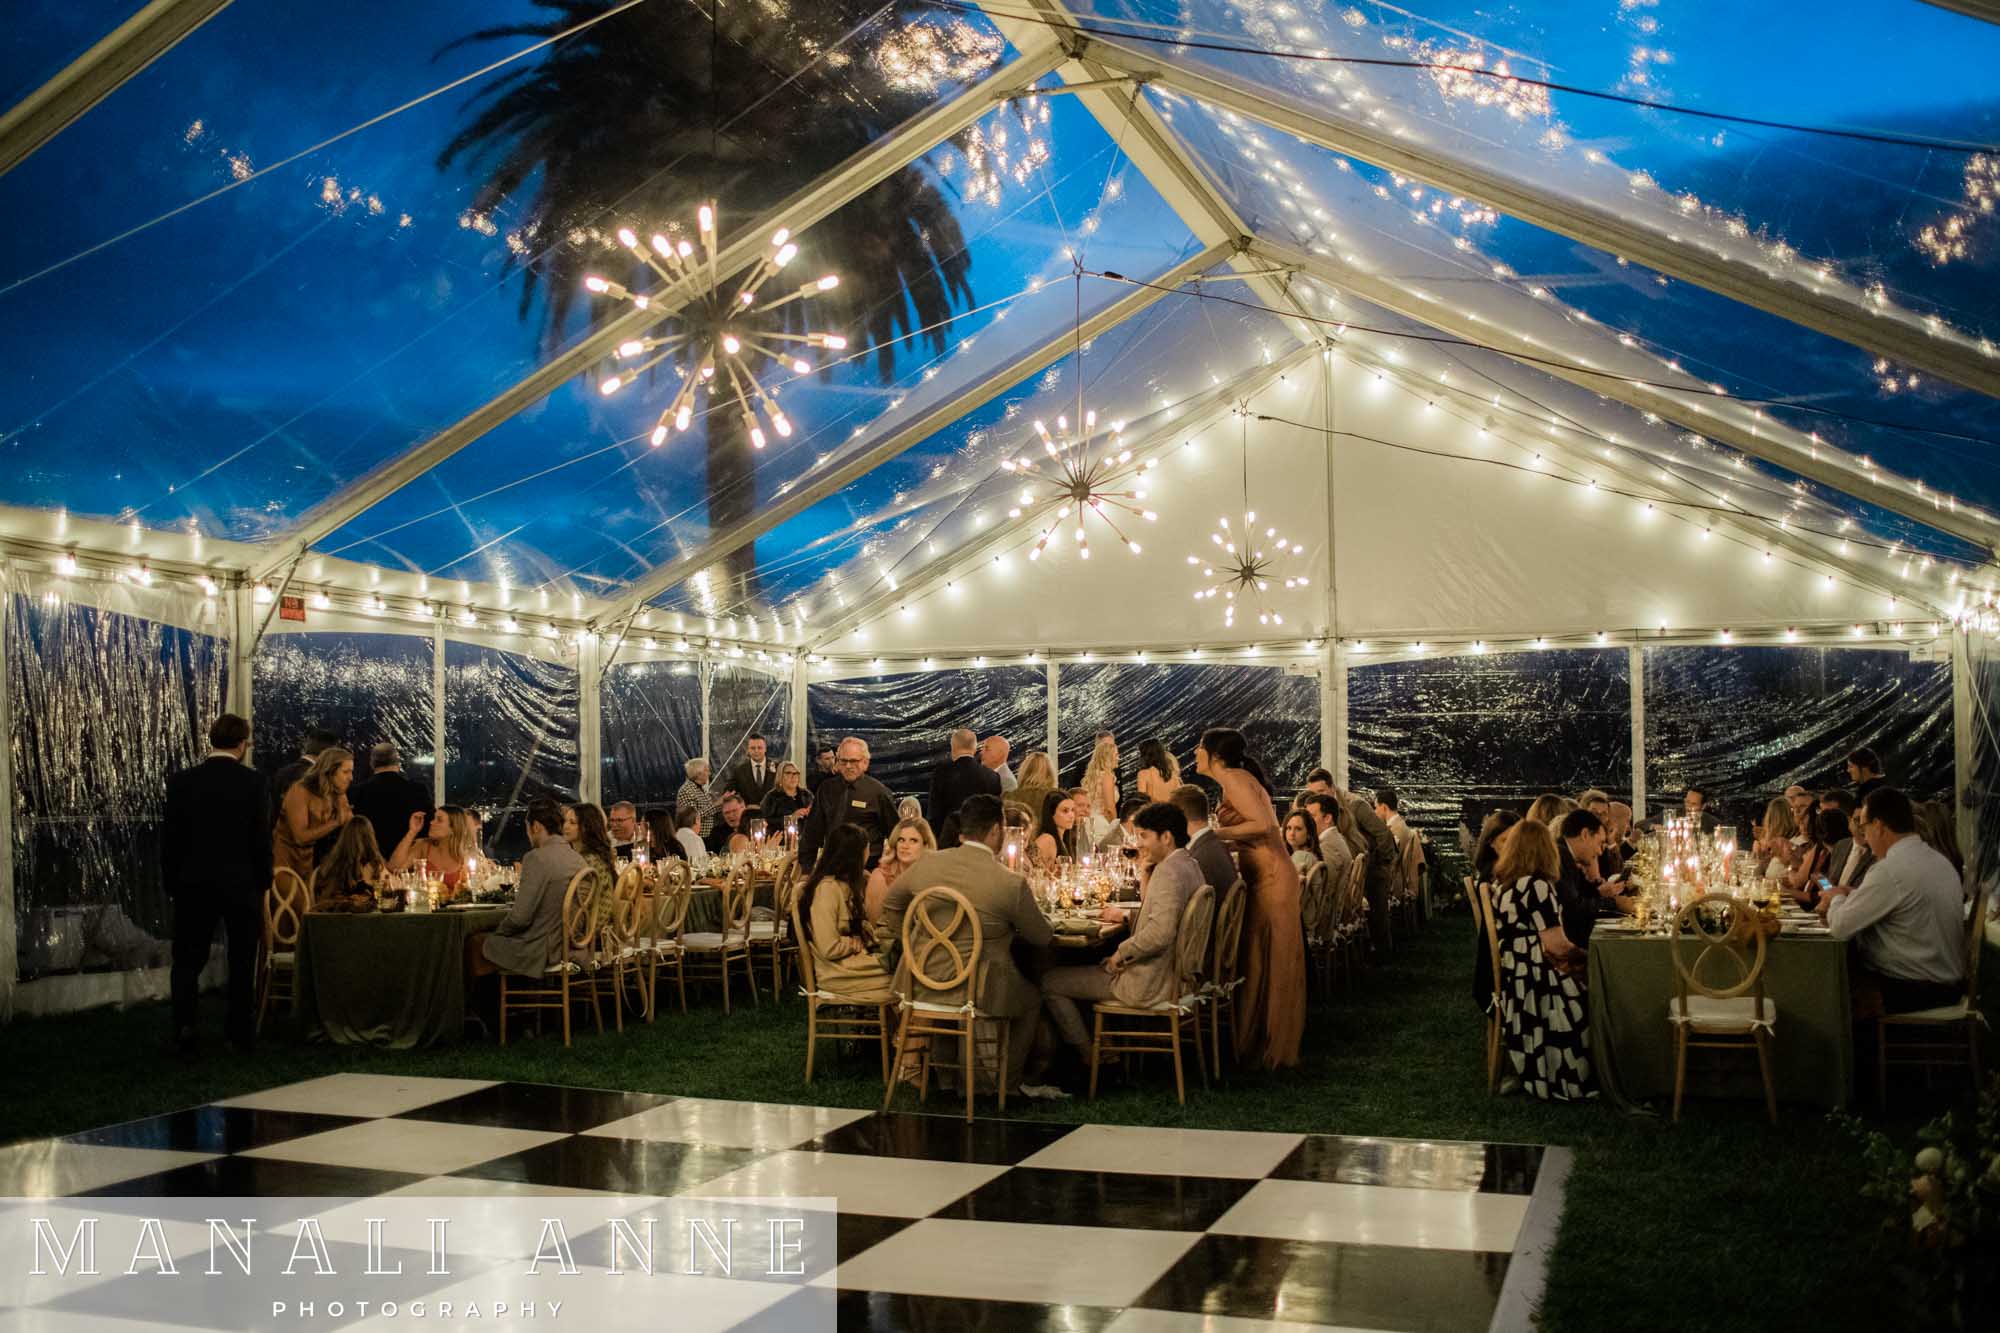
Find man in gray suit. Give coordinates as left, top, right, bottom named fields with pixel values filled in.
left=482, top=799, right=585, bottom=977
left=1040, top=801, right=1200, bottom=1063
left=1820, top=790, right=1873, bottom=888
left=880, top=793, right=1052, bottom=1091
left=1171, top=784, right=1236, bottom=896
left=1346, top=788, right=1398, bottom=948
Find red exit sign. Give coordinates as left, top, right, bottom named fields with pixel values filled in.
left=278, top=594, right=306, bottom=623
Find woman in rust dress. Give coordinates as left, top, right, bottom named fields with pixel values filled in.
left=1196, top=726, right=1305, bottom=1069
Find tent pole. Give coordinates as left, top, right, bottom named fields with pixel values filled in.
left=227, top=581, right=254, bottom=725
left=0, top=580, right=16, bottom=1018
left=790, top=655, right=809, bottom=767
left=1332, top=642, right=1350, bottom=792
left=700, top=658, right=712, bottom=766
left=1318, top=640, right=1336, bottom=778
left=578, top=634, right=602, bottom=806
left=1629, top=644, right=1647, bottom=823
left=431, top=622, right=446, bottom=807
left=1046, top=661, right=1060, bottom=776
left=1321, top=342, right=1340, bottom=779
left=1954, top=630, right=1974, bottom=831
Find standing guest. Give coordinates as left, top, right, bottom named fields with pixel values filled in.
left=761, top=761, right=813, bottom=828
left=163, top=713, right=269, bottom=1054
left=880, top=794, right=1053, bottom=1093
left=1081, top=735, right=1121, bottom=830
left=673, top=806, right=707, bottom=864
left=980, top=735, right=1018, bottom=793
left=348, top=742, right=433, bottom=864
left=1134, top=739, right=1182, bottom=802
left=270, top=727, right=339, bottom=826
left=800, top=825, right=894, bottom=1003
left=678, top=759, right=720, bottom=837
left=1846, top=748, right=1887, bottom=803
left=273, top=746, right=353, bottom=882
left=1304, top=769, right=1336, bottom=797
left=705, top=794, right=750, bottom=854
left=798, top=737, right=900, bottom=865
left=1172, top=784, right=1236, bottom=896
left=1034, top=791, right=1080, bottom=867
left=482, top=800, right=586, bottom=977
left=1037, top=800, right=1199, bottom=1079
left=1011, top=751, right=1058, bottom=834
left=390, top=805, right=477, bottom=887
left=927, top=728, right=999, bottom=847
left=1492, top=818, right=1594, bottom=1101
left=606, top=801, right=641, bottom=859
left=1300, top=792, right=1355, bottom=888
left=1346, top=787, right=1398, bottom=949
left=719, top=734, right=778, bottom=808
left=1283, top=810, right=1323, bottom=874
left=317, top=820, right=389, bottom=904
left=1374, top=788, right=1419, bottom=858
left=816, top=745, right=839, bottom=779
left=1196, top=727, right=1306, bottom=1070
left=865, top=816, right=936, bottom=923
left=1819, top=788, right=1965, bottom=1015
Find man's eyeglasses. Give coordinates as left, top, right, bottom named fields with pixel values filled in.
left=836, top=756, right=865, bottom=767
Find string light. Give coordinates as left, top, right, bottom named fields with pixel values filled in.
left=585, top=202, right=844, bottom=449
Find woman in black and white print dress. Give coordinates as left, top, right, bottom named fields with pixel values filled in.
left=1490, top=818, right=1595, bottom=1102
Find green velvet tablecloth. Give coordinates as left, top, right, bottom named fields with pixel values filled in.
left=683, top=887, right=723, bottom=935
left=295, top=906, right=508, bottom=1048
left=1588, top=931, right=1853, bottom=1111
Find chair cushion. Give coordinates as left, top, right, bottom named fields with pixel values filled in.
left=1668, top=996, right=1777, bottom=1033
left=1884, top=1000, right=1972, bottom=1023
left=681, top=931, right=747, bottom=950
left=746, top=921, right=782, bottom=938
left=269, top=951, right=295, bottom=966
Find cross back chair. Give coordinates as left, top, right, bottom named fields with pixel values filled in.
left=1299, top=861, right=1336, bottom=992
left=641, top=861, right=694, bottom=1019
left=791, top=888, right=893, bottom=1086
left=1395, top=834, right=1426, bottom=934
left=883, top=886, right=1002, bottom=1122
left=255, top=867, right=312, bottom=1034
left=1471, top=878, right=1505, bottom=1095
left=1338, top=855, right=1371, bottom=983
left=1667, top=896, right=1778, bottom=1124
left=682, top=864, right=759, bottom=1013
left=1878, top=883, right=1990, bottom=1106
left=597, top=864, right=649, bottom=1030
left=751, top=855, right=801, bottom=996
left=1204, top=878, right=1249, bottom=1080
left=498, top=867, right=604, bottom=1046
left=1089, top=881, right=1217, bottom=1106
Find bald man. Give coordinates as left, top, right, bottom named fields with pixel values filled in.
left=981, top=735, right=1018, bottom=793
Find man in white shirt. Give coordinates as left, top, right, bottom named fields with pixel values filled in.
left=1819, top=787, right=1965, bottom=1016
left=980, top=735, right=1018, bottom=793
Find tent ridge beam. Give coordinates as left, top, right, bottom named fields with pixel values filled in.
left=1078, top=35, right=2000, bottom=405
left=246, top=35, right=1068, bottom=584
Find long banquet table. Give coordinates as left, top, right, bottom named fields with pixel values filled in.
left=1588, top=925, right=1853, bottom=1110
left=294, top=905, right=508, bottom=1048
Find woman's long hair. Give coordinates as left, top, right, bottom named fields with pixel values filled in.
left=1083, top=735, right=1119, bottom=797
left=1761, top=798, right=1796, bottom=843
left=302, top=747, right=353, bottom=800
left=567, top=802, right=617, bottom=868
left=1474, top=809, right=1523, bottom=881
left=1493, top=817, right=1559, bottom=887
left=1523, top=792, right=1567, bottom=828
left=1198, top=727, right=1271, bottom=795
left=319, top=819, right=384, bottom=898
left=644, top=809, right=684, bottom=859
left=800, top=824, right=871, bottom=950
left=1038, top=790, right=1077, bottom=858
left=427, top=803, right=474, bottom=865
left=1137, top=738, right=1180, bottom=787
left=1016, top=750, right=1056, bottom=790
left=879, top=816, right=936, bottom=889
left=1283, top=811, right=1322, bottom=862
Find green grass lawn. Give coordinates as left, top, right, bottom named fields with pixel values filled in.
left=3, top=916, right=1982, bottom=1332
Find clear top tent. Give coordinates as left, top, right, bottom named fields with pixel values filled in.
left=4, top=0, right=2000, bottom=998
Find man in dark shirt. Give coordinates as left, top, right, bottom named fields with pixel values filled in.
left=163, top=713, right=271, bottom=1053
left=799, top=736, right=900, bottom=865
left=718, top=733, right=778, bottom=808
left=705, top=794, right=750, bottom=854
left=1555, top=808, right=1628, bottom=947
left=348, top=742, right=433, bottom=859
left=1846, top=747, right=1887, bottom=804
left=927, top=727, right=1001, bottom=847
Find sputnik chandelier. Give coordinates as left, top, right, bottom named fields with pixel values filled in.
left=1189, top=410, right=1309, bottom=628
left=584, top=201, right=846, bottom=449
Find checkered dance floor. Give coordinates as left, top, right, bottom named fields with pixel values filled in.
left=2, top=1074, right=1566, bottom=1331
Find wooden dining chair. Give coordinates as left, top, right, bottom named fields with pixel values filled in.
left=498, top=867, right=604, bottom=1047
left=682, top=865, right=758, bottom=1013
left=751, top=856, right=801, bottom=997
left=1667, top=896, right=1778, bottom=1125
left=598, top=865, right=648, bottom=1031
left=1472, top=879, right=1505, bottom=1095
left=791, top=891, right=892, bottom=1085
left=1299, top=862, right=1336, bottom=995
left=1395, top=835, right=1425, bottom=936
left=883, top=886, right=1000, bottom=1122
left=1204, top=879, right=1248, bottom=1080
left=641, top=862, right=693, bottom=1019
left=1338, top=856, right=1371, bottom=983
left=1878, top=883, right=1989, bottom=1107
left=255, top=868, right=312, bottom=1034
left=1088, top=882, right=1216, bottom=1106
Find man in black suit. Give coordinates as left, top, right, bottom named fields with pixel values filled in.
left=718, top=733, right=778, bottom=808
left=349, top=741, right=433, bottom=861
left=1169, top=784, right=1237, bottom=895
left=927, top=727, right=1000, bottom=848
left=270, top=726, right=339, bottom=826
left=163, top=713, right=271, bottom=1053
left=1555, top=808, right=1628, bottom=947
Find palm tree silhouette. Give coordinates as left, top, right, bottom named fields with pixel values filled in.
left=436, top=0, right=980, bottom=606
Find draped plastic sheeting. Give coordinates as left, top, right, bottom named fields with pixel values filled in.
left=1348, top=650, right=1632, bottom=880
left=1643, top=647, right=1952, bottom=835
left=709, top=665, right=792, bottom=783
left=1055, top=664, right=1320, bottom=795
left=600, top=660, right=701, bottom=811
left=8, top=595, right=228, bottom=978
left=251, top=633, right=436, bottom=790
left=1960, top=633, right=2000, bottom=890
left=809, top=667, right=1047, bottom=800
left=443, top=641, right=578, bottom=861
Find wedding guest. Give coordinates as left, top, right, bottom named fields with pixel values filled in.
left=1081, top=735, right=1120, bottom=829
left=1346, top=787, right=1398, bottom=948
left=1606, top=801, right=1637, bottom=863
left=980, top=735, right=1018, bottom=792
left=1472, top=809, right=1522, bottom=885
left=800, top=824, right=893, bottom=1003
left=1753, top=799, right=1796, bottom=879
left=1846, top=748, right=1887, bottom=803
left=1524, top=792, right=1568, bottom=829
left=163, top=713, right=269, bottom=1054
left=798, top=737, right=900, bottom=865
left=1781, top=806, right=1839, bottom=906
left=673, top=805, right=707, bottom=864
left=1134, top=739, right=1181, bottom=802
left=562, top=804, right=618, bottom=917
left=1299, top=791, right=1354, bottom=887
left=274, top=746, right=353, bottom=881
left=1819, top=788, right=1965, bottom=1016
left=1283, top=809, right=1322, bottom=874
left=1034, top=791, right=1080, bottom=866
left=1304, top=769, right=1336, bottom=796
left=704, top=793, right=750, bottom=854
left=1784, top=785, right=1816, bottom=856
left=1098, top=795, right=1148, bottom=853
left=1682, top=784, right=1720, bottom=834
left=879, top=794, right=1052, bottom=1092
left=607, top=801, right=641, bottom=858
left=644, top=809, right=686, bottom=861
left=270, top=726, right=338, bottom=827
left=1493, top=818, right=1595, bottom=1101
left=1170, top=784, right=1232, bottom=896
left=1197, top=727, right=1305, bottom=1069
left=1577, top=791, right=1622, bottom=878
left=1011, top=751, right=1058, bottom=834
left=483, top=800, right=585, bottom=977
left=349, top=742, right=433, bottom=863
left=317, top=819, right=388, bottom=904
left=1555, top=808, right=1625, bottom=945
left=390, top=804, right=478, bottom=888
left=864, top=816, right=935, bottom=923
left=1071, top=786, right=1116, bottom=851
left=816, top=745, right=838, bottom=778
left=719, top=733, right=778, bottom=806
left=1915, top=800, right=1965, bottom=877
left=928, top=727, right=1001, bottom=847
left=1374, top=788, right=1419, bottom=859
left=678, top=758, right=720, bottom=836
left=761, top=760, right=813, bottom=827
left=1820, top=789, right=1870, bottom=888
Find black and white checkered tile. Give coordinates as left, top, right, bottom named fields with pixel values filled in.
left=2, top=1074, right=1564, bottom=1331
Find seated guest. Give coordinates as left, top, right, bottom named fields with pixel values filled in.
left=678, top=758, right=719, bottom=837
left=349, top=743, right=433, bottom=863
left=483, top=800, right=586, bottom=977
left=704, top=793, right=750, bottom=854
left=390, top=804, right=477, bottom=889
left=1682, top=784, right=1720, bottom=834
left=1492, top=818, right=1594, bottom=1101
left=1577, top=790, right=1618, bottom=875
left=1781, top=806, right=1840, bottom=905
left=761, top=760, right=813, bottom=827
left=1034, top=791, right=1080, bottom=867
left=275, top=746, right=355, bottom=881
left=644, top=809, right=685, bottom=861
left=1473, top=809, right=1522, bottom=885
left=1097, top=795, right=1148, bottom=854
left=1753, top=798, right=1796, bottom=879
left=563, top=803, right=618, bottom=892
left=1916, top=800, right=1965, bottom=877
left=1134, top=739, right=1181, bottom=802
left=800, top=825, right=893, bottom=1003
left=1606, top=802, right=1637, bottom=863
left=1783, top=785, right=1816, bottom=860
left=879, top=794, right=1053, bottom=1092
left=928, top=728, right=1000, bottom=847
left=728, top=832, right=754, bottom=855
left=1820, top=787, right=1966, bottom=1015
left=1555, top=808, right=1626, bottom=945
left=865, top=816, right=936, bottom=923
left=316, top=819, right=387, bottom=906
left=897, top=796, right=924, bottom=824
left=1283, top=809, right=1322, bottom=875
left=607, top=801, right=641, bottom=859
left=1010, top=751, right=1058, bottom=834
left=674, top=806, right=707, bottom=864
left=1821, top=789, right=1870, bottom=888
left=1524, top=792, right=1568, bottom=830
left=1171, top=784, right=1235, bottom=895
left=1300, top=791, right=1354, bottom=887
left=1071, top=786, right=1116, bottom=852
left=1036, top=800, right=1199, bottom=1078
